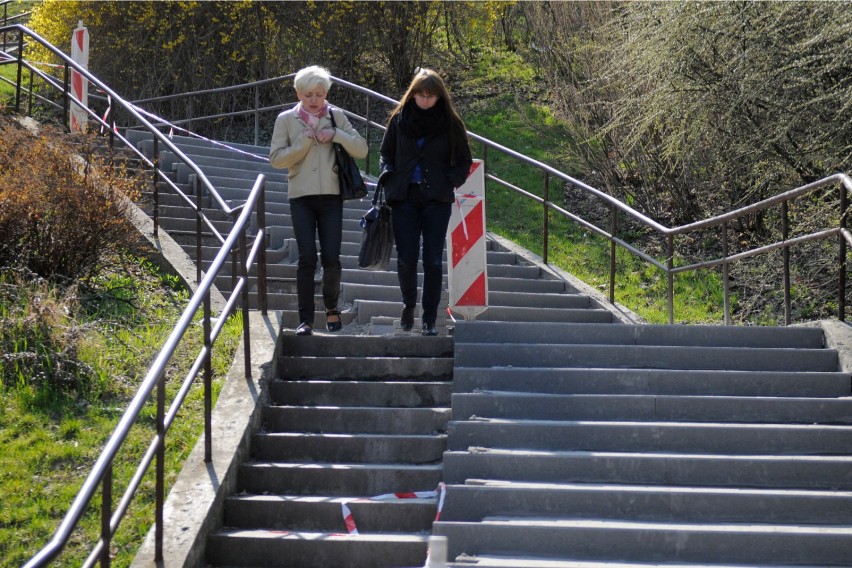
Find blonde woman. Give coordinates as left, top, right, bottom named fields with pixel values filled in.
left=270, top=65, right=368, bottom=335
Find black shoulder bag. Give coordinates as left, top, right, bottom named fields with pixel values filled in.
left=328, top=109, right=367, bottom=200
left=358, top=183, right=394, bottom=270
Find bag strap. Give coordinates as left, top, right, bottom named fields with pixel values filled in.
left=331, top=107, right=383, bottom=206
left=328, top=107, right=346, bottom=157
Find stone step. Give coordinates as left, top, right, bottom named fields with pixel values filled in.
left=175, top=161, right=289, bottom=184
left=161, top=149, right=281, bottom=178
left=251, top=432, right=446, bottom=463
left=262, top=406, right=451, bottom=435
left=277, top=334, right=453, bottom=358
left=433, top=519, right=852, bottom=567
left=223, top=494, right=438, bottom=533
left=471, top=305, right=613, bottom=324
left=127, top=130, right=270, bottom=158
left=450, top=557, right=796, bottom=568
left=452, top=367, right=851, bottom=398
left=440, top=481, right=852, bottom=526
left=446, top=419, right=852, bottom=454
left=278, top=354, right=453, bottom=380
left=451, top=392, right=852, bottom=423
left=454, top=343, right=838, bottom=372
left=453, top=321, right=827, bottom=349
left=238, top=462, right=444, bottom=496
left=268, top=379, right=452, bottom=408
left=442, top=448, right=852, bottom=490
left=206, top=530, right=430, bottom=568
left=486, top=290, right=593, bottom=309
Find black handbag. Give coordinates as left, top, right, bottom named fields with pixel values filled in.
left=328, top=109, right=367, bottom=201
left=358, top=184, right=394, bottom=270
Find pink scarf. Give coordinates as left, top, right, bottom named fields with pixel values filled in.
left=297, top=101, right=330, bottom=130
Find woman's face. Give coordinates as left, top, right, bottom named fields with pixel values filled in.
left=297, top=85, right=327, bottom=114
left=414, top=91, right=439, bottom=110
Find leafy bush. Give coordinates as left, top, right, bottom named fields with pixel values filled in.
left=0, top=118, right=142, bottom=281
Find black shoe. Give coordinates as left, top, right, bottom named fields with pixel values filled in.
left=421, top=322, right=438, bottom=336
left=400, top=305, right=415, bottom=331
left=295, top=322, right=313, bottom=336
left=326, top=309, right=342, bottom=332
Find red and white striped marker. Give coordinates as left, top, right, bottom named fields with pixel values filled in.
left=69, top=21, right=89, bottom=132
left=447, top=160, right=488, bottom=320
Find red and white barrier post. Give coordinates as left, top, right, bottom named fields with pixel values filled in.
left=447, top=160, right=488, bottom=321
left=69, top=21, right=89, bottom=132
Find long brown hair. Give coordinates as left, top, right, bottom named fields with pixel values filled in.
left=389, top=68, right=469, bottom=163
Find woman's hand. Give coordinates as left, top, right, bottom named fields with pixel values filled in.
left=315, top=128, right=336, bottom=144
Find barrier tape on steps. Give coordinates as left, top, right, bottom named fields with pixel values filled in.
left=341, top=482, right=446, bottom=536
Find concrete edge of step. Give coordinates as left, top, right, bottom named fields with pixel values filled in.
left=795, top=319, right=852, bottom=374
left=130, top=311, right=281, bottom=568
left=485, top=232, right=642, bottom=325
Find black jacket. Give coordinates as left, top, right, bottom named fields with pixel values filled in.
left=378, top=113, right=473, bottom=205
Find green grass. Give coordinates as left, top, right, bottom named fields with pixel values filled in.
left=0, top=61, right=27, bottom=106
left=0, top=253, right=243, bottom=567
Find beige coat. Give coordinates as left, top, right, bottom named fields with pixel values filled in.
left=269, top=107, right=368, bottom=200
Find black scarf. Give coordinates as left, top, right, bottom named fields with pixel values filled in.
left=399, top=99, right=448, bottom=139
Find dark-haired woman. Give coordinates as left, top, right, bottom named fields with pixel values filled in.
left=379, top=69, right=473, bottom=336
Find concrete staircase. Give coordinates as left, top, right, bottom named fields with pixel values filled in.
left=122, top=128, right=852, bottom=567
left=436, top=321, right=852, bottom=567
left=205, top=333, right=454, bottom=567
left=123, top=130, right=618, bottom=335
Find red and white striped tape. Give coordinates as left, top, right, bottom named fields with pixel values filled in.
left=341, top=482, right=446, bottom=536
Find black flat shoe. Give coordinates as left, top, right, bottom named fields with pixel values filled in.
left=295, top=322, right=313, bottom=336
left=421, top=322, right=438, bottom=336
left=325, top=309, right=342, bottom=332
left=400, top=305, right=415, bottom=331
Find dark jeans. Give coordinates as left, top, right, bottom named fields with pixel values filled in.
left=391, top=199, right=452, bottom=327
left=289, top=195, right=343, bottom=325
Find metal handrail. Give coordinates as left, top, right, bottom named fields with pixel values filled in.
left=6, top=17, right=850, bottom=568
left=9, top=22, right=848, bottom=325
left=24, top=176, right=267, bottom=568
left=126, top=73, right=852, bottom=325
left=4, top=24, right=269, bottom=567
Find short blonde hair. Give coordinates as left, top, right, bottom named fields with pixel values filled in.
left=294, top=65, right=331, bottom=94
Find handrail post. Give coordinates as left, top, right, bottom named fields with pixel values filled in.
left=782, top=201, right=791, bottom=325
left=108, top=106, right=116, bottom=150
left=722, top=221, right=731, bottom=325
left=14, top=32, right=22, bottom=113
left=100, top=466, right=112, bottom=568
left=254, top=84, right=260, bottom=146
left=364, top=94, right=371, bottom=176
left=667, top=234, right=674, bottom=324
left=239, top=227, right=252, bottom=379
left=840, top=184, right=848, bottom=321
left=195, top=176, right=202, bottom=285
left=203, top=289, right=213, bottom=463
left=63, top=61, right=70, bottom=131
left=152, top=137, right=160, bottom=237
left=257, top=180, right=268, bottom=315
left=187, top=97, right=194, bottom=135
left=27, top=61, right=33, bottom=115
left=481, top=143, right=488, bottom=201
left=609, top=205, right=617, bottom=303
left=542, top=171, right=550, bottom=264
left=155, top=369, right=166, bottom=562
